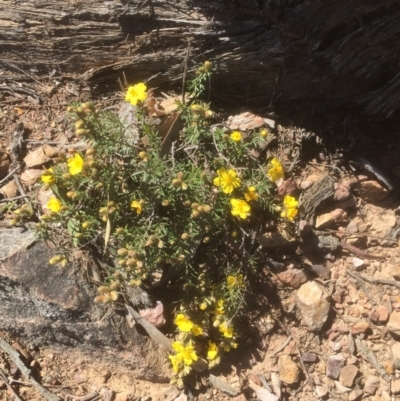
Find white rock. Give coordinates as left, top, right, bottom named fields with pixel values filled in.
left=296, top=281, right=330, bottom=331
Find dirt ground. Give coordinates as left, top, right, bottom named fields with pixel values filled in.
left=1, top=68, right=400, bottom=401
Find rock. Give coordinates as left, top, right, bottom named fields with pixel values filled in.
left=348, top=389, right=363, bottom=401
left=315, top=208, right=347, bottom=229
left=43, top=144, right=59, bottom=157
left=315, top=386, right=328, bottom=398
left=339, top=365, right=358, bottom=387
left=257, top=231, right=296, bottom=248
left=334, top=182, right=351, bottom=201
left=0, top=150, right=10, bottom=179
left=391, top=379, right=400, bottom=395
left=335, top=196, right=357, bottom=210
left=0, top=231, right=171, bottom=381
left=300, top=180, right=313, bottom=190
left=278, top=355, right=301, bottom=385
left=350, top=321, right=369, bottom=335
left=326, top=354, right=346, bottom=380
left=392, top=342, right=400, bottom=359
left=209, top=374, right=240, bottom=397
left=334, top=381, right=351, bottom=394
left=360, top=180, right=388, bottom=202
left=277, top=178, right=297, bottom=196
left=20, top=169, right=43, bottom=186
left=301, top=352, right=318, bottom=363
left=23, top=146, right=51, bottom=168
left=331, top=342, right=342, bottom=352
left=369, top=306, right=389, bottom=324
left=387, top=311, right=400, bottom=336
left=384, top=263, right=400, bottom=280
left=346, top=221, right=358, bottom=234
left=395, top=358, right=400, bottom=370
left=163, top=386, right=180, bottom=401
left=363, top=376, right=379, bottom=395
left=352, top=257, right=365, bottom=270
left=0, top=180, right=18, bottom=198
left=139, top=301, right=166, bottom=327
left=296, top=281, right=330, bottom=331
left=277, top=269, right=308, bottom=289
left=383, top=360, right=395, bottom=374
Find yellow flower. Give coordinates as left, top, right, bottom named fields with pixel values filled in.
left=230, top=198, right=251, bottom=219
left=244, top=186, right=258, bottom=201
left=214, top=299, right=225, bottom=315
left=67, top=153, right=84, bottom=176
left=227, top=274, right=244, bottom=289
left=281, top=195, right=299, bottom=222
left=47, top=197, right=62, bottom=213
left=261, top=129, right=268, bottom=137
left=230, top=131, right=242, bottom=142
left=131, top=200, right=143, bottom=215
left=174, top=314, right=194, bottom=332
left=172, top=341, right=198, bottom=366
left=213, top=168, right=241, bottom=194
left=207, top=341, right=218, bottom=360
left=41, top=168, right=55, bottom=185
left=191, top=324, right=203, bottom=336
left=267, top=158, right=284, bottom=182
left=125, top=83, right=147, bottom=105
left=199, top=302, right=207, bottom=311
left=169, top=354, right=182, bottom=373
left=219, top=322, right=234, bottom=338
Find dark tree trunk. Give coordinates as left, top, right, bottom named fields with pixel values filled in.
left=1, top=0, right=400, bottom=117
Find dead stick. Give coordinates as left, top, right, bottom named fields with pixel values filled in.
left=0, top=368, right=24, bottom=401
left=0, top=338, right=61, bottom=401
left=358, top=274, right=400, bottom=290
left=355, top=336, right=390, bottom=382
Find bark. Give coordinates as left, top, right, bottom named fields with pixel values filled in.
left=1, top=0, right=400, bottom=117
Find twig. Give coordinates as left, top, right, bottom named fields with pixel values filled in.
left=181, top=39, right=191, bottom=105
left=355, top=336, right=390, bottom=382
left=66, top=393, right=99, bottom=401
left=0, top=368, right=24, bottom=401
left=346, top=270, right=378, bottom=306
left=357, top=274, right=400, bottom=290
left=8, top=378, right=75, bottom=389
left=0, top=338, right=61, bottom=401
left=0, top=167, right=19, bottom=185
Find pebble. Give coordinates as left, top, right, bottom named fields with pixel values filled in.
left=386, top=311, right=400, bottom=336
left=339, top=365, right=358, bottom=387
left=315, top=386, right=328, bottom=398
left=331, top=342, right=342, bottom=352
left=346, top=221, right=358, bottom=234
left=278, top=355, right=301, bottom=385
left=350, top=321, right=369, bottom=335
left=334, top=381, right=351, bottom=394
left=383, top=360, right=395, bottom=374
left=334, top=182, right=351, bottom=201
left=277, top=269, right=308, bottom=289
left=360, top=180, right=388, bottom=202
left=363, top=376, right=379, bottom=395
left=348, top=389, right=363, bottom=401
left=296, top=281, right=330, bottom=331
left=352, top=257, right=366, bottom=271
left=0, top=180, right=18, bottom=198
left=23, top=146, right=51, bottom=168
left=392, top=342, right=400, bottom=359
left=369, top=306, right=389, bottom=324
left=315, top=209, right=347, bottom=229
left=391, top=379, right=400, bottom=395
left=326, top=354, right=346, bottom=380
left=384, top=263, right=400, bottom=281
left=301, top=352, right=318, bottom=363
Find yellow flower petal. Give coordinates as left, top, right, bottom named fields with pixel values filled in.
left=47, top=197, right=62, bottom=213
left=67, top=153, right=84, bottom=176
left=267, top=158, right=284, bottom=182
left=230, top=198, right=251, bottom=219
left=230, top=131, right=242, bottom=142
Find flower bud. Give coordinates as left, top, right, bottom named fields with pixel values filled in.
left=95, top=182, right=104, bottom=190
left=115, top=227, right=125, bottom=235
left=203, top=237, right=210, bottom=244
left=62, top=172, right=72, bottom=179
left=86, top=148, right=95, bottom=156
left=128, top=250, right=139, bottom=259
left=162, top=200, right=170, bottom=206
left=204, top=110, right=214, bottom=119
left=81, top=221, right=92, bottom=229
left=213, top=320, right=221, bottom=328
left=117, top=248, right=129, bottom=256
left=74, top=233, right=83, bottom=239
left=82, top=102, right=95, bottom=112
left=139, top=151, right=148, bottom=161
left=181, top=233, right=191, bottom=241
left=67, top=106, right=75, bottom=113
left=183, top=200, right=191, bottom=207
left=191, top=202, right=199, bottom=210
left=126, top=258, right=136, bottom=267
left=40, top=214, right=53, bottom=221
left=172, top=178, right=180, bottom=187
left=49, top=255, right=63, bottom=265
left=202, top=205, right=212, bottom=213
left=97, top=286, right=110, bottom=294
left=75, top=120, right=86, bottom=129
left=9, top=218, right=20, bottom=226
left=66, top=191, right=78, bottom=199
left=109, top=291, right=119, bottom=301
left=117, top=259, right=127, bottom=267
left=76, top=129, right=90, bottom=136
left=191, top=211, right=199, bottom=218
left=91, top=168, right=99, bottom=177
left=204, top=61, right=212, bottom=71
